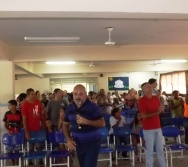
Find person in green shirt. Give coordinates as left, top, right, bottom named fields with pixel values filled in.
left=170, top=90, right=184, bottom=118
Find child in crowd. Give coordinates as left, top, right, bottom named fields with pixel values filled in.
left=109, top=108, right=128, bottom=158
left=3, top=100, right=22, bottom=134
left=3, top=100, right=22, bottom=166
left=130, top=112, right=144, bottom=162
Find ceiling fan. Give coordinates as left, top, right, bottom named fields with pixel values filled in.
left=89, top=62, right=96, bottom=67
left=105, top=27, right=116, bottom=46
left=150, top=61, right=162, bottom=66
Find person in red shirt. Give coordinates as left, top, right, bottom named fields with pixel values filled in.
left=3, top=100, right=22, bottom=134
left=138, top=82, right=166, bottom=167
left=3, top=100, right=22, bottom=167
left=22, top=88, right=44, bottom=166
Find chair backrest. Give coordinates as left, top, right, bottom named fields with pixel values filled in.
left=139, top=128, right=144, bottom=138
left=183, top=117, right=188, bottom=127
left=48, top=131, right=66, bottom=144
left=126, top=110, right=138, bottom=118
left=172, top=117, right=184, bottom=127
left=98, top=127, right=110, bottom=145
left=162, top=125, right=181, bottom=138
left=160, top=117, right=173, bottom=127
left=2, top=132, right=24, bottom=146
left=103, top=114, right=111, bottom=120
left=160, top=112, right=171, bottom=118
left=99, top=127, right=109, bottom=139
left=113, top=126, right=132, bottom=137
left=103, top=114, right=111, bottom=130
left=28, top=130, right=46, bottom=143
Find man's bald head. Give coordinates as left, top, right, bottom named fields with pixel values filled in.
left=73, top=84, right=86, bottom=92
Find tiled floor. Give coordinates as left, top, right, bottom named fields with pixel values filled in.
left=71, top=152, right=188, bottom=167
left=2, top=152, right=188, bottom=167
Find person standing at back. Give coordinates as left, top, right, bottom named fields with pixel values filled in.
left=148, top=78, right=158, bottom=95
left=63, top=84, right=105, bottom=167
left=138, top=82, right=166, bottom=167
left=47, top=88, right=69, bottom=130
left=170, top=90, right=184, bottom=118
left=22, top=88, right=44, bottom=166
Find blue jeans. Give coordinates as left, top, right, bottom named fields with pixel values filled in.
left=143, top=128, right=166, bottom=167
left=75, top=140, right=101, bottom=167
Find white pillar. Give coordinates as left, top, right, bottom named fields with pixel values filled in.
left=0, top=61, right=15, bottom=151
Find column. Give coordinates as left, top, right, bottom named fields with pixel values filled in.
left=0, top=61, right=15, bottom=151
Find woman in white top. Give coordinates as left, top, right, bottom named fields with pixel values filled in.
left=109, top=108, right=126, bottom=136
left=109, top=108, right=128, bottom=157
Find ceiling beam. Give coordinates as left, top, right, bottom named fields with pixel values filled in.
left=32, top=62, right=188, bottom=74
left=15, top=63, right=44, bottom=78
left=10, top=45, right=188, bottom=62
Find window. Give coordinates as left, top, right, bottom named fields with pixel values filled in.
left=50, top=78, right=99, bottom=93
left=160, top=72, right=186, bottom=94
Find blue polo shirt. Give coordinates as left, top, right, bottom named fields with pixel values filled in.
left=64, top=99, right=103, bottom=142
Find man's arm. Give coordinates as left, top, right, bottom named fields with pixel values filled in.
left=140, top=105, right=164, bottom=119
left=63, top=122, right=76, bottom=150
left=22, top=115, right=30, bottom=139
left=4, top=122, right=10, bottom=133
left=76, top=116, right=105, bottom=128
left=46, top=102, right=51, bottom=119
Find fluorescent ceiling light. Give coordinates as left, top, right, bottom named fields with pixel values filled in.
left=160, top=59, right=187, bottom=63
left=46, top=61, right=76, bottom=65
left=24, top=37, right=80, bottom=43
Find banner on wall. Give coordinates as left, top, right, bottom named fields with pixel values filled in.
left=108, top=77, right=129, bottom=91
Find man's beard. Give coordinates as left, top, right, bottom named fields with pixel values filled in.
left=74, top=99, right=82, bottom=106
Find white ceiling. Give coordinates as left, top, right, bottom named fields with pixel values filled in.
left=1, top=15, right=188, bottom=77
left=1, top=18, right=188, bottom=46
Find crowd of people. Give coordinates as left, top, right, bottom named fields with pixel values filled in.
left=2, top=78, right=188, bottom=167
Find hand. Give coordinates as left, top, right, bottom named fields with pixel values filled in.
left=158, top=105, right=164, bottom=114
left=117, top=116, right=122, bottom=121
left=76, top=115, right=88, bottom=125
left=67, top=139, right=76, bottom=150
left=8, top=130, right=12, bottom=135
left=25, top=131, right=30, bottom=140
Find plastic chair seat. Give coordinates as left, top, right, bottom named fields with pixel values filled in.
left=116, top=145, right=136, bottom=152
left=24, top=151, right=47, bottom=160
left=100, top=146, right=113, bottom=153
left=167, top=144, right=188, bottom=151
left=48, top=150, right=70, bottom=158
left=0, top=153, right=22, bottom=160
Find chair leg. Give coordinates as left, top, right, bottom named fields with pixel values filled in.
left=139, top=148, right=142, bottom=163
left=170, top=152, right=173, bottom=167
left=132, top=151, right=135, bottom=167
left=109, top=152, right=112, bottom=167
left=49, top=157, right=52, bottom=167
left=115, top=150, right=118, bottom=165
left=44, top=156, right=46, bottom=167
left=1, top=160, right=3, bottom=167
left=19, top=157, right=21, bottom=167
left=67, top=156, right=70, bottom=167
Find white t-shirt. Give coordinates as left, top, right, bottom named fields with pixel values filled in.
left=109, top=115, right=126, bottom=135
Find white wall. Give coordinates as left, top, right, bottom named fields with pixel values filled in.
left=15, top=77, right=50, bottom=95
left=98, top=72, right=159, bottom=93
left=15, top=72, right=159, bottom=95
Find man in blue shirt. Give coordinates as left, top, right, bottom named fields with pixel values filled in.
left=63, top=84, right=105, bottom=167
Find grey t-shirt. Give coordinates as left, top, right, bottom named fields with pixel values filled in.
left=47, top=98, right=69, bottom=127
